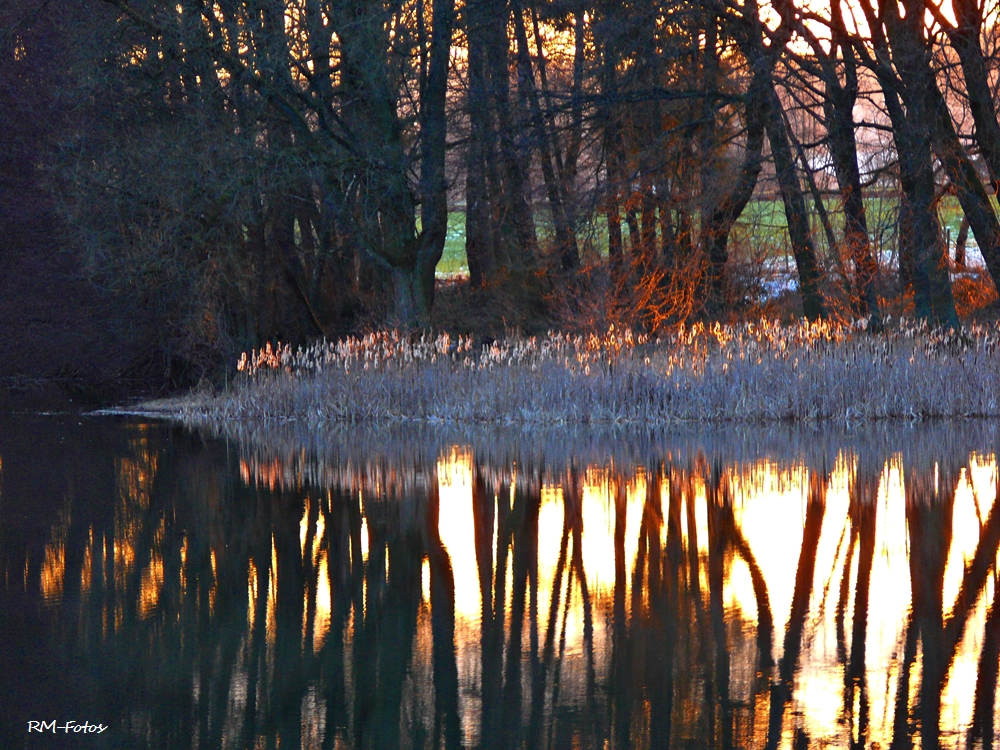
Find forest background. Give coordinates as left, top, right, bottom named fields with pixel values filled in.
left=3, top=0, right=1000, bottom=390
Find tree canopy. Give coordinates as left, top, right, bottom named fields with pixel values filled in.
left=4, top=0, right=1000, bottom=378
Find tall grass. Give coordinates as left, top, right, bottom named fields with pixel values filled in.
left=163, top=318, right=1000, bottom=425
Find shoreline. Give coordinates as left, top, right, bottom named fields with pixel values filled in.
left=115, top=319, right=1000, bottom=427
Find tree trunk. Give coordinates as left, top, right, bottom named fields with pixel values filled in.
left=415, top=0, right=456, bottom=314
left=859, top=0, right=957, bottom=326
left=466, top=10, right=496, bottom=288
left=511, top=1, right=578, bottom=270
left=825, top=87, right=881, bottom=323
left=956, top=216, right=969, bottom=267
left=895, top=122, right=956, bottom=326
left=736, top=1, right=826, bottom=319
left=333, top=0, right=453, bottom=328
left=921, top=79, right=1000, bottom=290
left=483, top=1, right=539, bottom=271
left=600, top=28, right=625, bottom=275
left=947, top=0, right=1000, bottom=189
left=389, top=266, right=424, bottom=331
left=762, top=83, right=826, bottom=320
left=827, top=10, right=882, bottom=325
left=699, top=30, right=766, bottom=311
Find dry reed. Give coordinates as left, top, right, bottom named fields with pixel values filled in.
left=163, top=318, right=1000, bottom=426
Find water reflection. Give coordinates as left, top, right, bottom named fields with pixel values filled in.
left=2, top=419, right=1000, bottom=749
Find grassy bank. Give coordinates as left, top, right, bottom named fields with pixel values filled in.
left=144, top=319, right=1000, bottom=425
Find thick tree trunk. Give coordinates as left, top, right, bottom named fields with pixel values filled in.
left=896, top=126, right=956, bottom=325
left=956, top=216, right=969, bottom=267
left=895, top=193, right=915, bottom=291
left=826, top=91, right=881, bottom=323
left=921, top=80, right=1000, bottom=288
left=333, top=0, right=454, bottom=328
left=826, top=10, right=882, bottom=324
left=415, top=0, right=456, bottom=314
left=860, top=0, right=958, bottom=326
left=625, top=209, right=641, bottom=255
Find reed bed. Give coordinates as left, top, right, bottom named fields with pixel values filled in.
left=168, top=318, right=1000, bottom=425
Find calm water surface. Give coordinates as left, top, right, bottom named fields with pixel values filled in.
left=2, top=415, right=999, bottom=749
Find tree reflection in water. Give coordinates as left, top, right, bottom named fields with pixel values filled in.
left=2, top=420, right=1000, bottom=749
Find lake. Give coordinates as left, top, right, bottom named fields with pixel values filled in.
left=2, top=413, right=999, bottom=749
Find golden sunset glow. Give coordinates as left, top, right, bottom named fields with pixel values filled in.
left=248, top=558, right=258, bottom=630
left=10, top=0, right=1000, bottom=735
left=114, top=539, right=134, bottom=593
left=296, top=492, right=334, bottom=648
left=139, top=554, right=164, bottom=618
left=315, top=551, right=332, bottom=652
left=209, top=549, right=217, bottom=615
left=28, top=434, right=994, bottom=749
left=436, top=448, right=479, bottom=621
left=267, top=534, right=278, bottom=646
left=180, top=537, right=188, bottom=598
left=415, top=445, right=1000, bottom=747
left=81, top=528, right=93, bottom=594
left=728, top=459, right=811, bottom=651
left=40, top=534, right=64, bottom=602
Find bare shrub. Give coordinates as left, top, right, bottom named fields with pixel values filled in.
left=952, top=270, right=998, bottom=317
left=550, top=252, right=707, bottom=335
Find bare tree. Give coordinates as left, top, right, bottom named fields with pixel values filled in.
left=734, top=0, right=827, bottom=319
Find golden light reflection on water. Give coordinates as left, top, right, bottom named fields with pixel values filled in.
left=728, top=459, right=811, bottom=654
left=40, top=494, right=77, bottom=606
left=315, top=551, right=331, bottom=653
left=248, top=558, right=258, bottom=630
left=298, top=493, right=335, bottom=651
left=179, top=536, right=187, bottom=598
left=40, top=531, right=65, bottom=602
left=25, top=430, right=1000, bottom=749
left=267, top=534, right=278, bottom=646
left=579, top=469, right=621, bottom=602
left=437, top=448, right=479, bottom=622
left=359, top=512, right=369, bottom=563
left=139, top=554, right=163, bottom=618
left=422, top=447, right=1000, bottom=748
left=939, top=453, right=998, bottom=745
left=81, top=528, right=93, bottom=594
left=209, top=549, right=217, bottom=615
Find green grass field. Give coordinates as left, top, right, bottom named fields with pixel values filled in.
left=437, top=213, right=470, bottom=274
left=436, top=197, right=971, bottom=275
